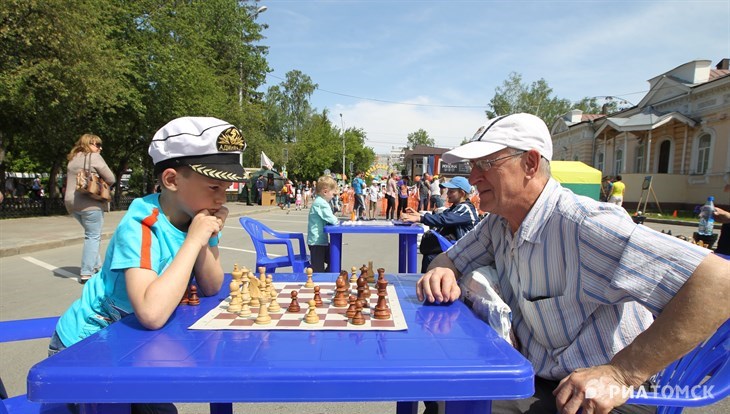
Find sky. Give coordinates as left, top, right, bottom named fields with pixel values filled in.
left=254, top=0, right=730, bottom=155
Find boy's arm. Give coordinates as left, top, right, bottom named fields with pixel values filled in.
left=192, top=207, right=227, bottom=296
left=125, top=209, right=224, bottom=330
left=318, top=201, right=340, bottom=224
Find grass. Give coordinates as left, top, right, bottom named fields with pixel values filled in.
left=637, top=211, right=700, bottom=223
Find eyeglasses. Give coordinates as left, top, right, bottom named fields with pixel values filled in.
left=469, top=151, right=524, bottom=172
left=92, top=143, right=102, bottom=149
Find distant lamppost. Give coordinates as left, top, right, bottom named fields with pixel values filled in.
left=340, top=113, right=346, bottom=181
left=239, top=5, right=268, bottom=106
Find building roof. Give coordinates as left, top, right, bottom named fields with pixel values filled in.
left=594, top=108, right=697, bottom=136
left=403, top=144, right=450, bottom=158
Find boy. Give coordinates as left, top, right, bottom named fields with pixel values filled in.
left=49, top=117, right=246, bottom=412
left=307, top=175, right=339, bottom=272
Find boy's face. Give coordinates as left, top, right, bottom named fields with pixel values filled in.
left=173, top=169, right=229, bottom=216
left=320, top=187, right=335, bottom=201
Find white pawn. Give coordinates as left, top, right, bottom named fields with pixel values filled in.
left=227, top=280, right=242, bottom=313
left=304, top=268, right=314, bottom=288
left=255, top=295, right=272, bottom=325
left=239, top=278, right=252, bottom=317
left=304, top=299, right=319, bottom=324
left=267, top=277, right=281, bottom=312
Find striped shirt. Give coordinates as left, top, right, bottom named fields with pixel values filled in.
left=447, top=179, right=710, bottom=380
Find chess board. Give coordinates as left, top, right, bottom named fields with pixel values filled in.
left=340, top=219, right=395, bottom=226
left=188, top=282, right=408, bottom=331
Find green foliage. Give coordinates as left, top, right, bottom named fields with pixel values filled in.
left=0, top=0, right=269, bottom=195
left=486, top=72, right=573, bottom=126
left=406, top=129, right=435, bottom=149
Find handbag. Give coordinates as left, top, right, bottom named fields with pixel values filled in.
left=75, top=154, right=111, bottom=202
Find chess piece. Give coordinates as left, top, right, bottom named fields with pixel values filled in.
left=239, top=276, right=252, bottom=317
left=373, top=290, right=391, bottom=320
left=232, top=263, right=243, bottom=286
left=313, top=285, right=324, bottom=307
left=188, top=285, right=200, bottom=306
left=249, top=272, right=260, bottom=307
left=304, top=267, right=314, bottom=288
left=268, top=275, right=278, bottom=301
left=333, top=276, right=348, bottom=307
left=180, top=285, right=190, bottom=305
left=377, top=268, right=386, bottom=281
left=287, top=290, right=301, bottom=312
left=267, top=277, right=281, bottom=312
left=346, top=295, right=358, bottom=318
left=351, top=302, right=366, bottom=325
left=367, top=261, right=375, bottom=283
left=255, top=295, right=272, bottom=324
left=304, top=300, right=320, bottom=324
left=227, top=280, right=242, bottom=313
left=350, top=266, right=358, bottom=283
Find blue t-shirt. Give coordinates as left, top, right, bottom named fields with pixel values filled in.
left=352, top=177, right=365, bottom=195
left=56, top=194, right=188, bottom=347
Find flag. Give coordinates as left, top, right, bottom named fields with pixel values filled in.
left=261, top=151, right=274, bottom=170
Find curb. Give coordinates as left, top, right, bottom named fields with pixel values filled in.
left=0, top=207, right=280, bottom=258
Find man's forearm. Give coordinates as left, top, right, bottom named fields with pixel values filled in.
left=610, top=253, right=730, bottom=386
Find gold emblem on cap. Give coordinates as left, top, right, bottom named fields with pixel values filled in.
left=217, top=126, right=245, bottom=152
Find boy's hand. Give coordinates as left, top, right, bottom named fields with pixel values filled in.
left=188, top=210, right=224, bottom=247
left=210, top=206, right=229, bottom=234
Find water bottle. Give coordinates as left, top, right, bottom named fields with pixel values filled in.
left=698, top=196, right=715, bottom=236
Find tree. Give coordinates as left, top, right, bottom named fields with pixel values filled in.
left=0, top=0, right=270, bottom=197
left=406, top=129, right=434, bottom=149
left=485, top=72, right=627, bottom=128
left=486, top=72, right=572, bottom=127
left=264, top=70, right=318, bottom=143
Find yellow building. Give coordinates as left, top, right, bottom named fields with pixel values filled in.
left=551, top=58, right=730, bottom=211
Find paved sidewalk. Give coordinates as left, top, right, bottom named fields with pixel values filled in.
left=0, top=203, right=280, bottom=258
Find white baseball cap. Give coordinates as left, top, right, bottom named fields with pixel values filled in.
left=149, top=117, right=246, bottom=182
left=441, top=113, right=552, bottom=163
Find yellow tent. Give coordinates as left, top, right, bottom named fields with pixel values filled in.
left=551, top=161, right=602, bottom=200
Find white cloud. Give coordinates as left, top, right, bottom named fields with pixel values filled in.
left=332, top=99, right=487, bottom=155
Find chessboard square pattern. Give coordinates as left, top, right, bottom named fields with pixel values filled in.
left=189, top=282, right=407, bottom=331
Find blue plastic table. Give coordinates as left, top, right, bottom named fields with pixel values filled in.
left=324, top=222, right=424, bottom=273
left=27, top=273, right=533, bottom=414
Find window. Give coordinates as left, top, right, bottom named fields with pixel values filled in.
left=696, top=134, right=711, bottom=174
left=635, top=143, right=644, bottom=173
left=596, top=151, right=604, bottom=172
left=614, top=149, right=623, bottom=175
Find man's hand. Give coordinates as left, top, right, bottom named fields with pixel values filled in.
left=713, top=206, right=730, bottom=224
left=554, top=365, right=634, bottom=414
left=401, top=212, right=421, bottom=223
left=416, top=258, right=461, bottom=303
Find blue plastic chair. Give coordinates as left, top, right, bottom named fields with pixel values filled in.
left=431, top=230, right=456, bottom=252
left=625, top=318, right=730, bottom=413
left=239, top=217, right=311, bottom=273
left=0, top=316, right=72, bottom=414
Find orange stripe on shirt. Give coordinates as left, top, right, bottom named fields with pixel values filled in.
left=140, top=208, right=159, bottom=269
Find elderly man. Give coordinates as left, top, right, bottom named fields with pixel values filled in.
left=417, top=113, right=729, bottom=414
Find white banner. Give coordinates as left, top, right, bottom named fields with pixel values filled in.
left=261, top=151, right=274, bottom=170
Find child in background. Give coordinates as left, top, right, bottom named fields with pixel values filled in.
left=308, top=175, right=340, bottom=272
left=49, top=117, right=246, bottom=414
left=295, top=191, right=303, bottom=210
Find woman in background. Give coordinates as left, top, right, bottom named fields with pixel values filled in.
left=64, top=134, right=116, bottom=283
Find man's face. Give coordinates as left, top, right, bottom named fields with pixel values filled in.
left=176, top=170, right=229, bottom=217
left=468, top=148, right=525, bottom=216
